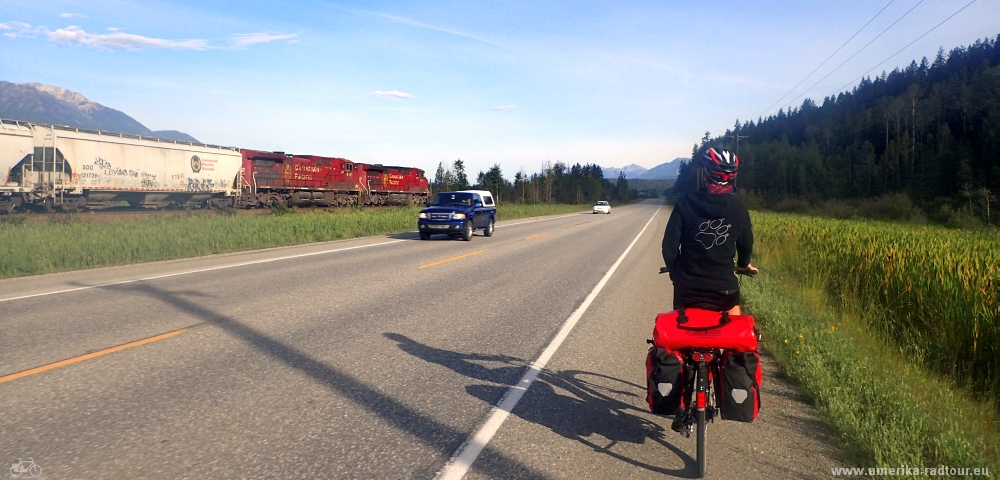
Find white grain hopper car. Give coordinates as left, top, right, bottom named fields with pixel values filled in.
left=0, top=118, right=242, bottom=213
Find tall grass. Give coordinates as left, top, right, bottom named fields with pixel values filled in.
left=742, top=272, right=999, bottom=473
left=750, top=212, right=1000, bottom=400
left=0, top=204, right=586, bottom=279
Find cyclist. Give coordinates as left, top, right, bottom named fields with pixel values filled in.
left=661, top=147, right=757, bottom=316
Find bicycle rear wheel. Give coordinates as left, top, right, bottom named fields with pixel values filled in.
left=696, top=409, right=707, bottom=478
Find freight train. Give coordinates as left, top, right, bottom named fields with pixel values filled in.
left=0, top=118, right=429, bottom=213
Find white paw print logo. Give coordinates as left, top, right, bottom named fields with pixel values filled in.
left=696, top=218, right=730, bottom=249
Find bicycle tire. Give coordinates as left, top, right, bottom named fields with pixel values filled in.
left=696, top=409, right=707, bottom=478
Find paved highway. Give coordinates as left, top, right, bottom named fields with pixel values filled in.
left=0, top=199, right=847, bottom=479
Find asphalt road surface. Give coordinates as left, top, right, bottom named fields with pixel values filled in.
left=1, top=199, right=849, bottom=479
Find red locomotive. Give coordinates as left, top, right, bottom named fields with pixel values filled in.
left=356, top=163, right=430, bottom=206
left=238, top=149, right=428, bottom=208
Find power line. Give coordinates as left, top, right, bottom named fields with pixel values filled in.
left=829, top=0, right=979, bottom=96
left=757, top=0, right=896, bottom=119
left=779, top=0, right=926, bottom=114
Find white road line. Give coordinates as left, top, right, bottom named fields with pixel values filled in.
left=0, top=240, right=405, bottom=303
left=435, top=202, right=663, bottom=480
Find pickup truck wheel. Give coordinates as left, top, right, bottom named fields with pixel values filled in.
left=461, top=221, right=473, bottom=241
left=484, top=217, right=495, bottom=237
left=420, top=232, right=430, bottom=240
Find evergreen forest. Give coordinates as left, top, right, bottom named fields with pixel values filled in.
left=675, top=34, right=1000, bottom=226
left=431, top=159, right=636, bottom=205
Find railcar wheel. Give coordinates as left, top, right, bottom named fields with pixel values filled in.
left=461, top=221, right=473, bottom=241
left=484, top=217, right=494, bottom=237
left=59, top=198, right=83, bottom=213
left=40, top=198, right=57, bottom=213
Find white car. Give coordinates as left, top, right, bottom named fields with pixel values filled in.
left=592, top=201, right=611, bottom=214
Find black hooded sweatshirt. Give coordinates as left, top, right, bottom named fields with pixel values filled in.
left=661, top=191, right=753, bottom=292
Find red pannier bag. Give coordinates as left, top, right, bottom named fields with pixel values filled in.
left=715, top=350, right=762, bottom=422
left=645, top=346, right=686, bottom=415
left=652, top=308, right=758, bottom=351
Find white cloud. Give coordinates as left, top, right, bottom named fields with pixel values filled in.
left=370, top=90, right=416, bottom=100
left=59, top=13, right=88, bottom=19
left=331, top=5, right=505, bottom=48
left=3, top=22, right=294, bottom=51
left=491, top=105, right=516, bottom=111
left=227, top=32, right=297, bottom=48
left=0, top=21, right=32, bottom=31
left=47, top=26, right=207, bottom=50
left=0, top=21, right=37, bottom=39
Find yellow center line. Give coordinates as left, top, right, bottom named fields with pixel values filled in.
left=525, top=232, right=550, bottom=240
left=0, top=328, right=188, bottom=384
left=567, top=220, right=594, bottom=229
left=419, top=249, right=487, bottom=269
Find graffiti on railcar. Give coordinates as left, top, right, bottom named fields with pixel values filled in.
left=141, top=173, right=159, bottom=188
left=187, top=178, right=217, bottom=191
left=92, top=157, right=139, bottom=178
left=93, top=157, right=112, bottom=170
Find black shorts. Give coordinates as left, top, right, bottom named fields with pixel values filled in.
left=673, top=287, right=740, bottom=311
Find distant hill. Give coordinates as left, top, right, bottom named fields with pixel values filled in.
left=0, top=81, right=199, bottom=143
left=601, top=164, right=648, bottom=179
left=638, top=157, right=688, bottom=179
left=147, top=130, right=200, bottom=143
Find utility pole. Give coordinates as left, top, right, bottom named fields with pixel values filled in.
left=727, top=133, right=749, bottom=157
left=727, top=132, right=751, bottom=190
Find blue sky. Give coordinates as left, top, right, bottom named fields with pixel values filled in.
left=2, top=1, right=998, bottom=178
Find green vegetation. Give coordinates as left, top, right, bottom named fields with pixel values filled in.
left=627, top=178, right=676, bottom=198
left=0, top=203, right=586, bottom=279
left=744, top=211, right=999, bottom=473
left=432, top=159, right=637, bottom=205
left=675, top=35, right=1000, bottom=225
left=752, top=211, right=999, bottom=398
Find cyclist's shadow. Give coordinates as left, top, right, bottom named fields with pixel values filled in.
left=384, top=333, right=697, bottom=477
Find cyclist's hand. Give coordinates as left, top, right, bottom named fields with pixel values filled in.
left=735, top=264, right=759, bottom=276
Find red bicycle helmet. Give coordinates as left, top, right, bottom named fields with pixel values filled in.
left=701, top=147, right=738, bottom=185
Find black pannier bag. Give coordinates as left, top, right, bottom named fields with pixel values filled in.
left=715, top=350, right=762, bottom=422
left=645, top=346, right=686, bottom=415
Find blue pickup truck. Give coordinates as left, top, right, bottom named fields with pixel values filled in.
left=418, top=190, right=496, bottom=241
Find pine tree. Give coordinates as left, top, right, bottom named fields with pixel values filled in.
left=453, top=159, right=469, bottom=190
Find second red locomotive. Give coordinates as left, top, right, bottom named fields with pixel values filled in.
left=237, top=149, right=428, bottom=208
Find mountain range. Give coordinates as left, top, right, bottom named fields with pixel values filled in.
left=0, top=81, right=199, bottom=143
left=602, top=157, right=687, bottom=180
